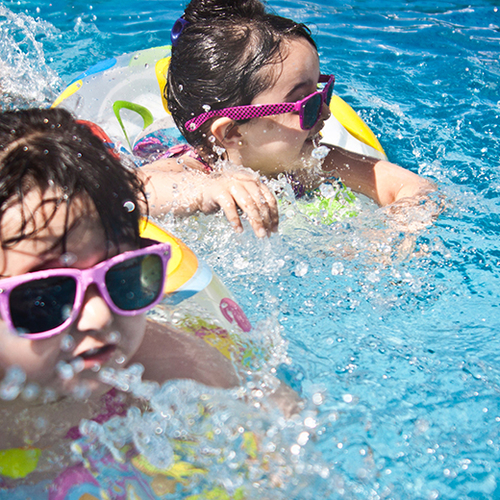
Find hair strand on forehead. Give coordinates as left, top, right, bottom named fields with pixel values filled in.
left=0, top=108, right=147, bottom=251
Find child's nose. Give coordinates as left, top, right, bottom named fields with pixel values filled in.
left=76, top=284, right=113, bottom=332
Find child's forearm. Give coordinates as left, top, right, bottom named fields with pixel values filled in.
left=323, top=147, right=435, bottom=206
left=140, top=163, right=206, bottom=217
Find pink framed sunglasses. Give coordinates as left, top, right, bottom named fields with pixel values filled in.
left=185, top=74, right=335, bottom=132
left=0, top=240, right=170, bottom=339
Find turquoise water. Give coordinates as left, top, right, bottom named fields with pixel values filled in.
left=1, top=1, right=500, bottom=498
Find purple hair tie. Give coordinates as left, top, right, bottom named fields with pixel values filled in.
left=171, top=17, right=189, bottom=47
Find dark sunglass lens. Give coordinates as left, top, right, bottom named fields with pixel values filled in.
left=9, top=277, right=76, bottom=335
left=302, top=93, right=322, bottom=129
left=326, top=81, right=334, bottom=106
left=106, top=254, right=163, bottom=311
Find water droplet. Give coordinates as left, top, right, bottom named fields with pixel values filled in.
left=42, top=387, right=57, bottom=403
left=293, top=262, right=308, bottom=277
left=342, top=393, right=353, bottom=403
left=331, top=262, right=344, bottom=275
left=123, top=201, right=135, bottom=212
left=115, top=355, right=126, bottom=365
left=304, top=417, right=317, bottom=428
left=21, top=383, right=40, bottom=401
left=60, top=252, right=77, bottom=266
left=71, top=357, right=85, bottom=374
left=311, top=145, right=330, bottom=160
left=0, top=366, right=26, bottom=400
left=297, top=431, right=310, bottom=446
left=107, top=331, right=121, bottom=344
left=213, top=145, right=225, bottom=156
left=56, top=361, right=75, bottom=380
left=72, top=381, right=93, bottom=400
left=312, top=392, right=324, bottom=405
left=60, top=334, right=75, bottom=352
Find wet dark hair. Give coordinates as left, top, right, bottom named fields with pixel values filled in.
left=0, top=107, right=146, bottom=252
left=166, top=0, right=316, bottom=160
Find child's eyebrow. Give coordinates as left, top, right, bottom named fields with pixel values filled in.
left=284, top=79, right=317, bottom=100
left=43, top=217, right=83, bottom=254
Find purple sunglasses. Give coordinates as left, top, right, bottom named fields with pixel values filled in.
left=0, top=240, right=170, bottom=340
left=185, top=74, right=335, bottom=132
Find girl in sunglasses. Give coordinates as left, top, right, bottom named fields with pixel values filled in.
left=0, top=108, right=239, bottom=463
left=141, top=0, right=435, bottom=232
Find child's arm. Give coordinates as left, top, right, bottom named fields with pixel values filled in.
left=130, top=320, right=241, bottom=389
left=140, top=157, right=278, bottom=238
left=322, top=146, right=435, bottom=206
left=133, top=320, right=303, bottom=417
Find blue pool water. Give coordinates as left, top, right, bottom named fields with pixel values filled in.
left=1, top=1, right=500, bottom=498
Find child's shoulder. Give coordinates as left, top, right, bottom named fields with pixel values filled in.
left=131, top=320, right=239, bottom=389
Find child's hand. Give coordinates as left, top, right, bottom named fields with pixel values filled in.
left=197, top=170, right=279, bottom=237
left=142, top=161, right=279, bottom=238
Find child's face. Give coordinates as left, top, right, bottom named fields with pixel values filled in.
left=0, top=189, right=146, bottom=399
left=235, top=37, right=330, bottom=176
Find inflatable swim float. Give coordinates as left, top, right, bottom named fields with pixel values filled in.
left=53, top=45, right=388, bottom=224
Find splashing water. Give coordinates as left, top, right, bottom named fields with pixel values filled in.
left=0, top=5, right=61, bottom=109
left=1, top=1, right=500, bottom=499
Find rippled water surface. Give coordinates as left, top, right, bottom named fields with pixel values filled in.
left=1, top=1, right=500, bottom=498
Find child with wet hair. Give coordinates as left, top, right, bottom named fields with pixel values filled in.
left=142, top=0, right=435, bottom=232
left=0, top=107, right=240, bottom=482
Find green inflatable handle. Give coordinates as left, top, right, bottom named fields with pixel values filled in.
left=112, top=100, right=154, bottom=150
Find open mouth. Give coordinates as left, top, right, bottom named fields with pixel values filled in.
left=77, top=344, right=117, bottom=368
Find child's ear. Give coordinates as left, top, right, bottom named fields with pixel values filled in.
left=210, top=118, right=242, bottom=148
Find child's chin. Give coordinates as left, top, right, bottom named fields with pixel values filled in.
left=58, top=373, right=111, bottom=400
